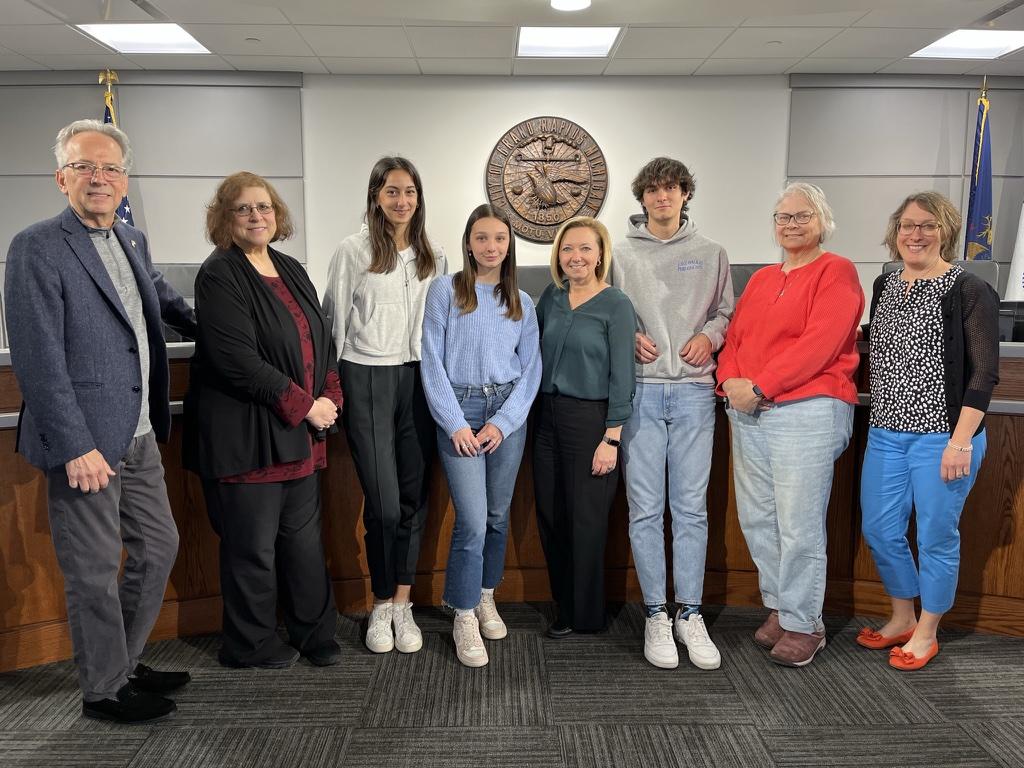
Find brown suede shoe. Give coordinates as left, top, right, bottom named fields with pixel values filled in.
left=769, top=630, right=826, bottom=667
left=754, top=611, right=784, bottom=649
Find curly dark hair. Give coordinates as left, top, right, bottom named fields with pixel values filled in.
left=630, top=157, right=696, bottom=217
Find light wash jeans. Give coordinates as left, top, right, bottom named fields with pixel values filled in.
left=861, top=427, right=986, bottom=614
left=622, top=381, right=716, bottom=606
left=727, top=397, right=854, bottom=634
left=439, top=383, right=528, bottom=611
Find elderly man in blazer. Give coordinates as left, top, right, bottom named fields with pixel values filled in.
left=5, top=119, right=197, bottom=724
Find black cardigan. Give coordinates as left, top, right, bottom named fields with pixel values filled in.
left=866, top=269, right=1000, bottom=435
left=183, top=245, right=338, bottom=479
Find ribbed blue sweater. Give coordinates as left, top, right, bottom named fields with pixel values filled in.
left=421, top=274, right=541, bottom=438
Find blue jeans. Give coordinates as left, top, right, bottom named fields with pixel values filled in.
left=622, top=381, right=715, bottom=606
left=727, top=397, right=854, bottom=634
left=860, top=427, right=986, bottom=614
left=439, top=383, right=528, bottom=611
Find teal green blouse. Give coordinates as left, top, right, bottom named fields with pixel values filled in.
left=536, top=281, right=637, bottom=427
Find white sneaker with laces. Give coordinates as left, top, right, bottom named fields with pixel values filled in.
left=392, top=602, right=423, bottom=653
left=454, top=613, right=489, bottom=667
left=675, top=612, right=721, bottom=670
left=475, top=594, right=508, bottom=640
left=365, top=602, right=394, bottom=653
left=644, top=612, right=679, bottom=669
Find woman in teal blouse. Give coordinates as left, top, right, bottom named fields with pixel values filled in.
left=534, top=216, right=637, bottom=636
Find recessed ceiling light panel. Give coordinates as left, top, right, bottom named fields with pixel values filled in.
left=518, top=26, right=620, bottom=57
left=551, top=0, right=592, bottom=10
left=910, top=29, right=1024, bottom=59
left=77, top=23, right=210, bottom=54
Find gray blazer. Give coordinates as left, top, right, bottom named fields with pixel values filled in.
left=5, top=206, right=196, bottom=471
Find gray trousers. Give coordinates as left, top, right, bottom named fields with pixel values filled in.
left=46, top=431, right=180, bottom=701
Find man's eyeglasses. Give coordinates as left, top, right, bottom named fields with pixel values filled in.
left=897, top=221, right=940, bottom=235
left=773, top=211, right=814, bottom=225
left=231, top=203, right=275, bottom=218
left=62, top=161, right=127, bottom=180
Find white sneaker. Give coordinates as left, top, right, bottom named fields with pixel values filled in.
left=675, top=612, right=721, bottom=670
left=475, top=594, right=508, bottom=640
left=366, top=602, right=394, bottom=653
left=454, top=613, right=489, bottom=668
left=644, top=612, right=679, bottom=669
left=392, top=602, right=423, bottom=653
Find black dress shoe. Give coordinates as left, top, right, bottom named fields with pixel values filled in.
left=218, top=645, right=299, bottom=669
left=546, top=620, right=574, bottom=639
left=303, top=640, right=342, bottom=667
left=130, top=663, right=191, bottom=694
left=82, top=682, right=176, bottom=724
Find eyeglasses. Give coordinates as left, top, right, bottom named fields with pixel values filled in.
left=231, top=203, right=275, bottom=218
left=62, top=161, right=127, bottom=180
left=773, top=211, right=815, bottom=225
left=897, top=220, right=940, bottom=235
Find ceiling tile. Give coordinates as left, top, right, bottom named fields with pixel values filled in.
left=880, top=57, right=984, bottom=75
left=603, top=58, right=703, bottom=75
left=810, top=28, right=947, bottom=58
left=695, top=58, right=799, bottom=75
left=185, top=24, right=315, bottom=57
left=126, top=53, right=233, bottom=70
left=0, top=0, right=63, bottom=24
left=786, top=57, right=896, bottom=74
left=614, top=27, right=732, bottom=59
left=854, top=0, right=1010, bottom=29
left=33, top=0, right=154, bottom=23
left=742, top=10, right=868, bottom=27
left=982, top=4, right=1024, bottom=29
left=417, top=58, right=512, bottom=75
left=0, top=24, right=111, bottom=55
left=513, top=57, right=607, bottom=75
left=148, top=0, right=290, bottom=24
left=407, top=26, right=515, bottom=58
left=712, top=27, right=841, bottom=59
left=967, top=59, right=1024, bottom=75
left=225, top=55, right=328, bottom=73
left=297, top=25, right=413, bottom=58
left=320, top=57, right=420, bottom=75
left=0, top=51, right=44, bottom=69
left=27, top=53, right=142, bottom=70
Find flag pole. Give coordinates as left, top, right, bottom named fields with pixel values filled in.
left=99, top=69, right=119, bottom=127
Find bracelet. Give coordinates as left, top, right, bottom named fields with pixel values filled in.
left=947, top=440, right=973, bottom=453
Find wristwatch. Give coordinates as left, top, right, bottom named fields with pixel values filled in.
left=751, top=384, right=765, bottom=399
left=602, top=435, right=621, bottom=447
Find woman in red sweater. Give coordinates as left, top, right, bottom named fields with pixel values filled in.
left=717, top=182, right=863, bottom=667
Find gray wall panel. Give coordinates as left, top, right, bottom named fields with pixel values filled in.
left=0, top=176, right=68, bottom=259
left=788, top=88, right=968, bottom=177
left=119, top=86, right=302, bottom=177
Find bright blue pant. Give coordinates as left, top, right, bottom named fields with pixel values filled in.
left=860, top=427, right=986, bottom=614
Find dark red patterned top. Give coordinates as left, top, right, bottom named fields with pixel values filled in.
left=221, top=275, right=343, bottom=483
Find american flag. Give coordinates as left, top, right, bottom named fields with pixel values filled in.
left=103, top=90, right=134, bottom=227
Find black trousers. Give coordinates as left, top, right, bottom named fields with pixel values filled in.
left=203, top=473, right=338, bottom=664
left=341, top=360, right=436, bottom=599
left=533, top=393, right=620, bottom=632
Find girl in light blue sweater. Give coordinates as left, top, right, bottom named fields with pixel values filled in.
left=420, top=204, right=541, bottom=668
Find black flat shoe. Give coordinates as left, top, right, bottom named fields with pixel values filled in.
left=130, top=663, right=191, bottom=694
left=218, top=645, right=299, bottom=669
left=546, top=620, right=574, bottom=639
left=82, top=682, right=176, bottom=724
left=303, top=640, right=342, bottom=667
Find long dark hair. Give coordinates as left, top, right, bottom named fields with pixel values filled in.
left=366, top=156, right=437, bottom=280
left=453, top=204, right=522, bottom=321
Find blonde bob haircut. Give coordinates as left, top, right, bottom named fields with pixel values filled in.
left=549, top=216, right=613, bottom=288
left=882, top=191, right=962, bottom=263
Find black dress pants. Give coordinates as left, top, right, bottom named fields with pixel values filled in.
left=203, top=473, right=338, bottom=664
left=533, top=393, right=620, bottom=632
left=340, top=360, right=436, bottom=599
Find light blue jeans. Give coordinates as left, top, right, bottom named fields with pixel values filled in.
left=860, top=427, right=986, bottom=614
left=727, top=397, right=854, bottom=634
left=439, top=383, right=528, bottom=611
left=622, top=381, right=716, bottom=606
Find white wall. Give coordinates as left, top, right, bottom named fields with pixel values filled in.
left=301, top=75, right=791, bottom=292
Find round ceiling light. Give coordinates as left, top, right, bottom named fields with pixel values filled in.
left=551, top=0, right=591, bottom=11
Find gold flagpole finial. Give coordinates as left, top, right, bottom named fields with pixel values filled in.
left=98, top=69, right=118, bottom=94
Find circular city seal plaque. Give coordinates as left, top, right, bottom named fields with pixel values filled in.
left=486, top=116, right=608, bottom=243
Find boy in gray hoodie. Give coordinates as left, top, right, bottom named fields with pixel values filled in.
left=611, top=157, right=734, bottom=670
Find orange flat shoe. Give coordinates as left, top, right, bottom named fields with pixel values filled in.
left=856, top=625, right=917, bottom=650
left=888, top=641, right=939, bottom=671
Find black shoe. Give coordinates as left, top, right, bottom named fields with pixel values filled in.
left=218, top=645, right=299, bottom=669
left=130, top=663, right=191, bottom=694
left=546, top=619, right=574, bottom=639
left=303, top=640, right=342, bottom=667
left=82, top=682, right=176, bottom=724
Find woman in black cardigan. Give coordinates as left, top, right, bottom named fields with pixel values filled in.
left=184, top=172, right=342, bottom=669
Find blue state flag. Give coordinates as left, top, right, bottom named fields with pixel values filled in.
left=965, top=92, right=993, bottom=260
left=103, top=90, right=135, bottom=227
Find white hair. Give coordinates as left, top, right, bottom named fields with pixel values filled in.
left=775, top=181, right=836, bottom=244
left=53, top=119, right=133, bottom=171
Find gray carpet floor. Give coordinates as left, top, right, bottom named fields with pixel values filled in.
left=1, top=603, right=1022, bottom=768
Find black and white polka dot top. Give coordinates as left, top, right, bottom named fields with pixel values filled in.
left=869, top=264, right=963, bottom=433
